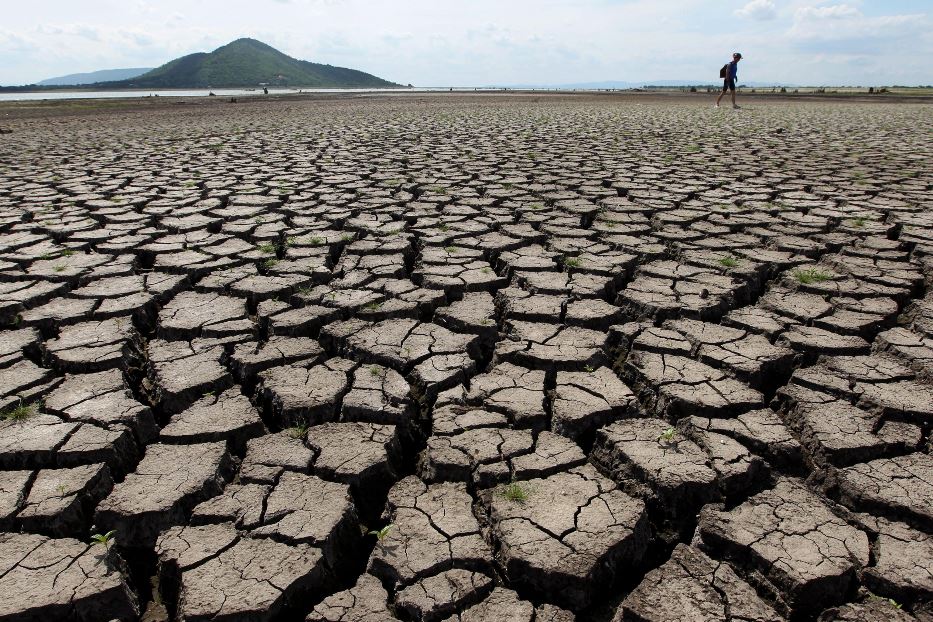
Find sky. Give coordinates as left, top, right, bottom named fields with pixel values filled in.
left=0, top=0, right=930, bottom=86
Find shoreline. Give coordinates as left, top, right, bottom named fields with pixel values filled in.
left=0, top=89, right=930, bottom=123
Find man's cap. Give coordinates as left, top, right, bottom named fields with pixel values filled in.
left=733, top=52, right=743, bottom=58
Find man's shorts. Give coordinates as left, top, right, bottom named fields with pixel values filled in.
left=723, top=78, right=736, bottom=92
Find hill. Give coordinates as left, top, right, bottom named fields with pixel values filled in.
left=105, top=38, right=399, bottom=88
left=38, top=68, right=153, bottom=86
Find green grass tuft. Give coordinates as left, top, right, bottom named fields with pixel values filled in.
left=792, top=268, right=832, bottom=284
left=1, top=402, right=38, bottom=422
left=499, top=482, right=529, bottom=503
left=286, top=424, right=308, bottom=440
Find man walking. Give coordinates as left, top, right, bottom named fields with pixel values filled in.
left=716, top=52, right=742, bottom=109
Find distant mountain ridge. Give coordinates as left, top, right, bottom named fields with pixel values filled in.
left=104, top=38, right=399, bottom=89
left=38, top=68, right=153, bottom=86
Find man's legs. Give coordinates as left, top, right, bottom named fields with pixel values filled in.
left=731, top=88, right=737, bottom=108
left=715, top=82, right=727, bottom=107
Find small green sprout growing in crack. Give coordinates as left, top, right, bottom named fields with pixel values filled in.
left=657, top=427, right=677, bottom=444
left=369, top=365, right=382, bottom=377
left=565, top=257, right=581, bottom=268
left=61, top=249, right=76, bottom=257
left=57, top=484, right=69, bottom=497
left=868, top=592, right=902, bottom=609
left=257, top=243, right=277, bottom=255
left=792, top=268, right=831, bottom=284
left=90, top=530, right=116, bottom=548
left=444, top=246, right=458, bottom=254
left=287, top=424, right=308, bottom=440
left=262, top=258, right=278, bottom=270
left=850, top=216, right=868, bottom=228
left=368, top=524, right=394, bottom=541
left=481, top=267, right=492, bottom=274
left=718, top=255, right=739, bottom=268
left=53, top=265, right=66, bottom=273
left=500, top=482, right=529, bottom=504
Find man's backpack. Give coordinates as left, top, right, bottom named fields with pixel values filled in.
left=719, top=64, right=729, bottom=79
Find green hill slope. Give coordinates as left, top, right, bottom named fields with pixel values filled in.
left=107, top=38, right=399, bottom=88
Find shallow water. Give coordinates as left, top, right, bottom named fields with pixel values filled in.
left=0, top=87, right=451, bottom=102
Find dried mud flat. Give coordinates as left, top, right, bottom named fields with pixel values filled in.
left=0, top=92, right=931, bottom=622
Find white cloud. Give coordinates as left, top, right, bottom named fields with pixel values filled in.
left=795, top=4, right=860, bottom=20
left=735, top=0, right=777, bottom=21
left=789, top=4, right=927, bottom=41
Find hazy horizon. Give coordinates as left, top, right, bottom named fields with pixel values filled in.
left=2, top=0, right=930, bottom=87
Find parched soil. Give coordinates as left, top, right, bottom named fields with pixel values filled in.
left=0, top=91, right=931, bottom=622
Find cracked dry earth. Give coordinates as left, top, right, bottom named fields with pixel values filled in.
left=0, top=92, right=930, bottom=622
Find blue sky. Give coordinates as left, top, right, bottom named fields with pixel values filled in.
left=0, top=0, right=929, bottom=86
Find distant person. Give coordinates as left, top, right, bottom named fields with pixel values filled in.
left=715, top=52, right=742, bottom=109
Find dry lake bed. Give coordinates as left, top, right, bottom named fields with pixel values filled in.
left=0, top=92, right=931, bottom=622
